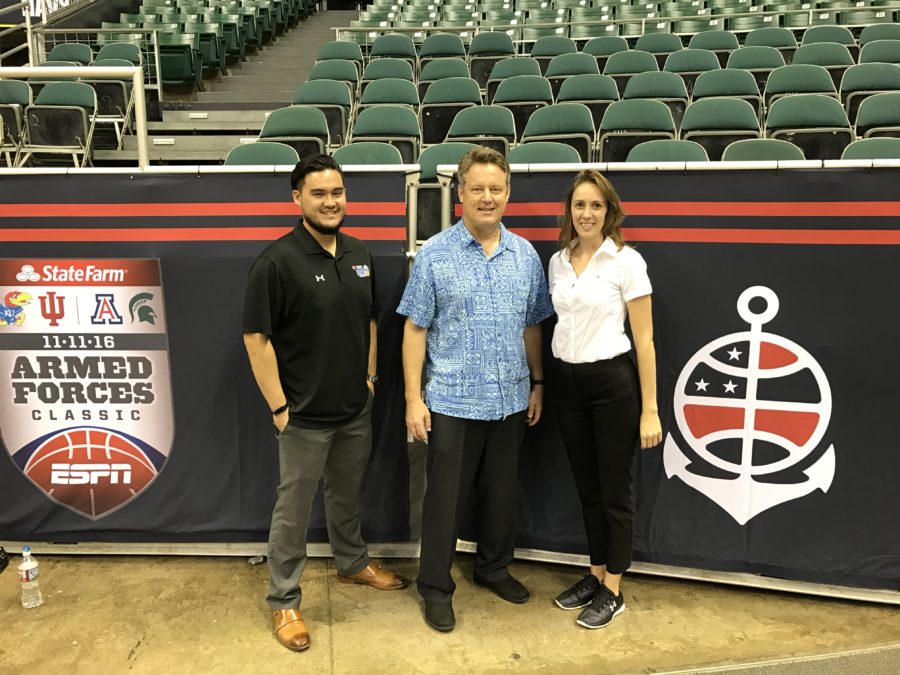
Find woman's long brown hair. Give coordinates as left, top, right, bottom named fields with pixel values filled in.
left=558, top=170, right=627, bottom=252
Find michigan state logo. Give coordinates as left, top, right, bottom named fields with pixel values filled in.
left=0, top=259, right=174, bottom=519
left=664, top=286, right=835, bottom=525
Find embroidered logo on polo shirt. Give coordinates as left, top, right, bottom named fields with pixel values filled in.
left=352, top=265, right=370, bottom=278
left=315, top=275, right=325, bottom=282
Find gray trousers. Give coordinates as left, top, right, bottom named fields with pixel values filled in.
left=266, top=394, right=373, bottom=610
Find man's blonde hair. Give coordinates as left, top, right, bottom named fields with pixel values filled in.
left=457, top=146, right=510, bottom=187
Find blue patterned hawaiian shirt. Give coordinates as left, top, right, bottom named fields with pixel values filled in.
left=397, top=220, right=553, bottom=420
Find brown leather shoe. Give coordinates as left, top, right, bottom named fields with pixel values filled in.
left=337, top=561, right=409, bottom=590
left=272, top=609, right=310, bottom=652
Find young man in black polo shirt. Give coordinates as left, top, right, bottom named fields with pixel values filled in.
left=242, top=154, right=408, bottom=653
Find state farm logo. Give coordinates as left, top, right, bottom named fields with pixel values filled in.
left=13, top=263, right=127, bottom=284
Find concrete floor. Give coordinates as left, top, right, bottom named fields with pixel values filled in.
left=1, top=555, right=899, bottom=674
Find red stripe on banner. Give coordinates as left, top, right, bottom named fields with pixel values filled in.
left=0, top=227, right=406, bottom=242
left=755, top=409, right=820, bottom=447
left=0, top=202, right=407, bottom=218
left=463, top=201, right=900, bottom=218
left=622, top=228, right=900, bottom=244
left=684, top=404, right=745, bottom=439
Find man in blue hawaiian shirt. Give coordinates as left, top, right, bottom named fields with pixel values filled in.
left=397, top=146, right=553, bottom=633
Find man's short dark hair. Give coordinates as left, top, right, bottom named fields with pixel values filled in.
left=290, top=154, right=343, bottom=191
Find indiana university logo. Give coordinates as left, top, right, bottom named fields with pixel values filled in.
left=0, top=259, right=174, bottom=520
left=664, top=286, right=835, bottom=525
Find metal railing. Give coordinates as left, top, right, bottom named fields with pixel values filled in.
left=0, top=0, right=34, bottom=66
left=0, top=65, right=150, bottom=167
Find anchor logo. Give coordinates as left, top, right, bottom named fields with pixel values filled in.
left=663, top=286, right=835, bottom=525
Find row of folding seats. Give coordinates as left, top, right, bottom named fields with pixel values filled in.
left=0, top=81, right=126, bottom=168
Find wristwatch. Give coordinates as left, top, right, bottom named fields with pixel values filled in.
left=366, top=374, right=379, bottom=386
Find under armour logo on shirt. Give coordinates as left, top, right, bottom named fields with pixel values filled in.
left=315, top=275, right=325, bottom=282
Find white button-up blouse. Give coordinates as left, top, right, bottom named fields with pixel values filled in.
left=548, top=237, right=652, bottom=364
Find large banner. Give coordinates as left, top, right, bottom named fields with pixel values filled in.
left=0, top=167, right=898, bottom=591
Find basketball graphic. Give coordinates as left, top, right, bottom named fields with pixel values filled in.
left=664, top=286, right=836, bottom=525
left=22, top=427, right=162, bottom=519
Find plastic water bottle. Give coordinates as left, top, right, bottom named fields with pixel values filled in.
left=18, top=546, right=43, bottom=609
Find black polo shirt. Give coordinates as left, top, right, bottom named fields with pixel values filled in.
left=242, top=222, right=378, bottom=428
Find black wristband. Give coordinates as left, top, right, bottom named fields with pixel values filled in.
left=530, top=379, right=545, bottom=386
left=271, top=402, right=289, bottom=416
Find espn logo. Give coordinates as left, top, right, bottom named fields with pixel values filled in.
left=50, top=463, right=133, bottom=485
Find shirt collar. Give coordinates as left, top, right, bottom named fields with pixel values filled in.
left=291, top=219, right=350, bottom=256
left=562, top=237, right=617, bottom=263
left=454, top=219, right=511, bottom=255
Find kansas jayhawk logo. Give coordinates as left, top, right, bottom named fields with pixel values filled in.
left=0, top=291, right=32, bottom=327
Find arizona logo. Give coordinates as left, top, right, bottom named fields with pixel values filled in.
left=663, top=286, right=835, bottom=525
left=0, top=259, right=174, bottom=520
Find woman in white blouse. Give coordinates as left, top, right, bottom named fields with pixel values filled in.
left=548, top=170, right=662, bottom=630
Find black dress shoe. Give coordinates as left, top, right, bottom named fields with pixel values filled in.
left=424, top=600, right=455, bottom=632
left=474, top=574, right=531, bottom=604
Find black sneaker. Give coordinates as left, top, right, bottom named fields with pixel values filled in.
left=555, top=573, right=601, bottom=610
left=576, top=585, right=624, bottom=629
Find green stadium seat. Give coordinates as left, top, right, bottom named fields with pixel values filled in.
left=85, top=58, right=135, bottom=149
left=765, top=93, right=853, bottom=159
left=860, top=40, right=900, bottom=66
left=626, top=139, right=709, bottom=161
left=623, top=70, right=690, bottom=132
left=370, top=34, right=418, bottom=69
left=721, top=137, right=806, bottom=160
left=855, top=92, right=900, bottom=138
left=308, top=60, right=360, bottom=100
left=445, top=105, right=516, bottom=154
left=493, top=74, right=554, bottom=139
left=726, top=45, right=786, bottom=92
left=521, top=102, right=595, bottom=161
left=350, top=104, right=421, bottom=162
left=556, top=73, right=619, bottom=131
left=598, top=98, right=677, bottom=162
left=583, top=36, right=629, bottom=72
left=859, top=24, right=900, bottom=47
left=224, top=141, right=299, bottom=165
left=507, top=141, right=581, bottom=163
left=635, top=32, right=684, bottom=70
left=487, top=57, right=541, bottom=104
left=764, top=64, right=837, bottom=108
left=420, top=76, right=481, bottom=145
left=688, top=30, right=739, bottom=68
left=681, top=97, right=761, bottom=159
left=359, top=78, right=420, bottom=118
left=744, top=27, right=798, bottom=63
left=545, top=53, right=600, bottom=99
left=840, top=137, right=900, bottom=159
left=158, top=33, right=204, bottom=92
left=693, top=67, right=762, bottom=119
left=47, top=43, right=94, bottom=65
left=332, top=141, right=404, bottom=165
left=604, top=49, right=660, bottom=96
left=663, top=48, right=720, bottom=95
left=469, top=31, right=516, bottom=89
left=419, top=58, right=469, bottom=99
left=17, top=82, right=96, bottom=168
left=361, top=58, right=415, bottom=95
left=529, top=35, right=578, bottom=74
left=419, top=33, right=467, bottom=69
left=792, top=42, right=855, bottom=91
left=840, top=63, right=900, bottom=124
left=316, top=41, right=365, bottom=76
left=292, top=79, right=353, bottom=148
left=258, top=106, right=329, bottom=158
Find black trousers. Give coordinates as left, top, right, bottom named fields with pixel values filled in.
left=417, top=410, right=526, bottom=603
left=553, top=354, right=640, bottom=574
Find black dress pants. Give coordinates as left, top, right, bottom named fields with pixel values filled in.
left=553, top=354, right=640, bottom=574
left=417, top=410, right=526, bottom=603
